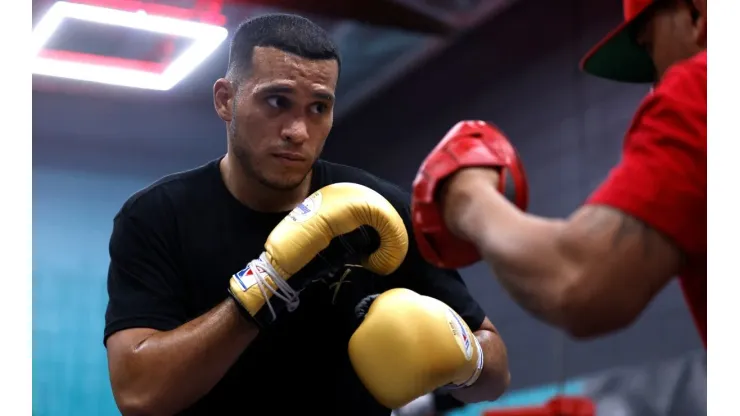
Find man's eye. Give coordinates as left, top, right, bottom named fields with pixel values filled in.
left=266, top=96, right=288, bottom=109
left=310, top=103, right=328, bottom=114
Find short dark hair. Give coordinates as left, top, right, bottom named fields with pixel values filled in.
left=226, top=13, right=341, bottom=80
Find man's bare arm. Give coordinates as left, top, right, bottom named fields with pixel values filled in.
left=450, top=317, right=510, bottom=403
left=106, top=298, right=258, bottom=415
left=442, top=168, right=684, bottom=338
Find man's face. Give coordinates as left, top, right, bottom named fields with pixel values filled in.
left=636, top=0, right=706, bottom=81
left=222, top=46, right=338, bottom=190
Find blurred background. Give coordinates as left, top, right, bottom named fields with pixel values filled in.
left=32, top=0, right=706, bottom=415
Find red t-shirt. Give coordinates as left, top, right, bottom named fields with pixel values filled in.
left=586, top=51, right=707, bottom=346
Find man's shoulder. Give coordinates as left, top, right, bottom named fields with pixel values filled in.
left=687, top=50, right=707, bottom=71
left=656, top=51, right=707, bottom=103
left=317, top=159, right=410, bottom=208
left=627, top=51, right=707, bottom=152
left=118, top=159, right=219, bottom=219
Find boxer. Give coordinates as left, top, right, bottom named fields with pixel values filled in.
left=104, top=13, right=510, bottom=416
left=412, top=0, right=707, bottom=343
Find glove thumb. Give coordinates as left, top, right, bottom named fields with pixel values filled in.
left=339, top=225, right=381, bottom=257
left=317, top=226, right=381, bottom=269
left=355, top=294, right=380, bottom=321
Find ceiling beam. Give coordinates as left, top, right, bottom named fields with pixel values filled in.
left=223, top=0, right=454, bottom=35
left=334, top=0, right=522, bottom=121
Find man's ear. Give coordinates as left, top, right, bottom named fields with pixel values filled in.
left=692, top=0, right=706, bottom=17
left=692, top=0, right=707, bottom=47
left=214, top=78, right=234, bottom=122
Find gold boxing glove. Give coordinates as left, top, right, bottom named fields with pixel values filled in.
left=349, top=288, right=484, bottom=409
left=229, top=183, right=409, bottom=327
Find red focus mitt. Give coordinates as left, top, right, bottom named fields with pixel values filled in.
left=411, top=120, right=529, bottom=269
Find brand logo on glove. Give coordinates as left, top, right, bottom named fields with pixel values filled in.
left=446, top=309, right=473, bottom=361
left=288, top=191, right=323, bottom=223
left=233, top=264, right=265, bottom=291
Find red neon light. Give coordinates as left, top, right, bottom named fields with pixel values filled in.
left=38, top=49, right=167, bottom=73
left=67, top=0, right=226, bottom=25
left=39, top=1, right=226, bottom=73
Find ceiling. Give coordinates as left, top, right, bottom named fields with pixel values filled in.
left=32, top=0, right=520, bottom=118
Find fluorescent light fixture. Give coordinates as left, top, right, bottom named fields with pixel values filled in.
left=32, top=1, right=228, bottom=90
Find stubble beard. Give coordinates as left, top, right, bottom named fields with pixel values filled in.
left=230, top=129, right=311, bottom=192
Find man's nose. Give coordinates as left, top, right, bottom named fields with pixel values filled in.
left=282, top=119, right=309, bottom=144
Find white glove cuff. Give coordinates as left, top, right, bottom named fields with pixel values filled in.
left=461, top=335, right=485, bottom=387
left=439, top=334, right=484, bottom=392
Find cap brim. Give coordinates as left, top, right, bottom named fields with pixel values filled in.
left=580, top=19, right=656, bottom=84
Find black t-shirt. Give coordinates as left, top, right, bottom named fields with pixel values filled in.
left=104, top=158, right=486, bottom=415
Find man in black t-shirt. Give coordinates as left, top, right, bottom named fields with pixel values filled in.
left=104, top=13, right=510, bottom=416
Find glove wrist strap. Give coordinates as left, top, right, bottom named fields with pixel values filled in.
left=229, top=252, right=301, bottom=327
left=439, top=335, right=485, bottom=392
left=461, top=335, right=485, bottom=387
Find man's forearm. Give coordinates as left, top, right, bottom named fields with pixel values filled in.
left=451, top=330, right=510, bottom=403
left=113, top=298, right=259, bottom=415
left=443, top=172, right=576, bottom=326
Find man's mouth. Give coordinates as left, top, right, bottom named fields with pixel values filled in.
left=272, top=152, right=307, bottom=162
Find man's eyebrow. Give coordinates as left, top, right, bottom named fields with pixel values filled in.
left=255, top=84, right=295, bottom=95
left=313, top=91, right=335, bottom=102
left=255, top=84, right=334, bottom=101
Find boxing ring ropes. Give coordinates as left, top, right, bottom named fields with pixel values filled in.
left=31, top=0, right=599, bottom=414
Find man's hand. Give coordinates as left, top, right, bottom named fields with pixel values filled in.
left=349, top=289, right=508, bottom=409
left=450, top=317, right=509, bottom=404
left=439, top=168, right=502, bottom=239
left=412, top=120, right=529, bottom=269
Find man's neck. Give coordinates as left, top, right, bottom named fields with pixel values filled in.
left=220, top=154, right=312, bottom=213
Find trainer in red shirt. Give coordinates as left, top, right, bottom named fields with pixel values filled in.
left=411, top=0, right=707, bottom=343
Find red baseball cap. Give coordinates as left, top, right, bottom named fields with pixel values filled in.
left=580, top=0, right=659, bottom=83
